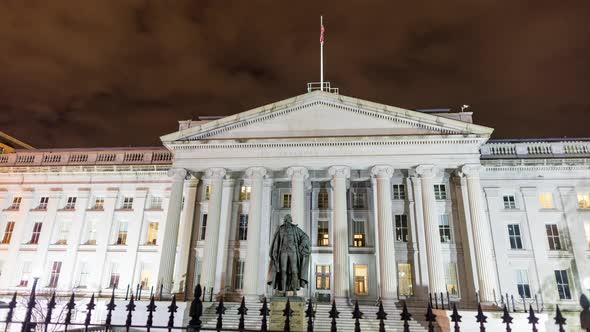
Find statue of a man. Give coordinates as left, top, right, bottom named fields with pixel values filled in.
left=267, top=214, right=310, bottom=295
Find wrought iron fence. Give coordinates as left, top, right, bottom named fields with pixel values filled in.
left=1, top=281, right=589, bottom=332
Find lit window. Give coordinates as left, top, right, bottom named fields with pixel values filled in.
left=554, top=270, right=571, bottom=300
left=200, top=214, right=207, bottom=240
left=354, top=265, right=368, bottom=295
left=353, top=219, right=366, bottom=247
left=85, top=220, right=97, bottom=245
left=508, top=224, right=523, bottom=249
left=392, top=184, right=405, bottom=200
left=398, top=263, right=413, bottom=296
left=122, top=197, right=133, bottom=209
left=434, top=185, right=447, bottom=200
left=77, top=262, right=89, bottom=288
left=10, top=197, right=22, bottom=210
left=318, top=189, right=329, bottom=209
left=316, top=265, right=331, bottom=290
left=317, top=219, right=329, bottom=246
left=150, top=196, right=162, bottom=209
left=585, top=222, right=590, bottom=249
left=539, top=192, right=554, bottom=209
left=578, top=194, right=590, bottom=209
left=48, top=261, right=62, bottom=288
left=55, top=221, right=70, bottom=245
left=238, top=214, right=248, bottom=241
left=109, top=263, right=120, bottom=289
left=146, top=222, right=158, bottom=245
left=438, top=214, right=452, bottom=243
left=140, top=268, right=152, bottom=289
left=30, top=222, right=42, bottom=244
left=516, top=269, right=531, bottom=298
left=116, top=222, right=128, bottom=245
left=282, top=194, right=292, bottom=208
left=240, top=185, right=251, bottom=201
left=19, top=262, right=31, bottom=287
left=2, top=222, right=15, bottom=244
left=38, top=197, right=49, bottom=210
left=445, top=263, right=459, bottom=296
left=394, top=215, right=408, bottom=242
left=93, top=197, right=104, bottom=210
left=233, top=259, right=245, bottom=290
left=64, top=197, right=76, bottom=210
left=205, top=185, right=211, bottom=200
left=546, top=224, right=562, bottom=250
left=503, top=195, right=517, bottom=209
left=352, top=191, right=366, bottom=209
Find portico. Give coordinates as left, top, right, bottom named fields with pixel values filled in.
left=158, top=90, right=499, bottom=303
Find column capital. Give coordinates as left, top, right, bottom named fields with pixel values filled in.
left=167, top=168, right=188, bottom=181
left=205, top=167, right=227, bottom=179
left=185, top=175, right=200, bottom=188
left=245, top=166, right=268, bottom=179
left=370, top=165, right=394, bottom=179
left=223, top=177, right=236, bottom=187
left=460, top=164, right=483, bottom=178
left=414, top=164, right=438, bottom=178
left=286, top=166, right=309, bottom=180
left=328, top=166, right=351, bottom=178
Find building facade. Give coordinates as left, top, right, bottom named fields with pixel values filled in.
left=0, top=90, right=588, bottom=310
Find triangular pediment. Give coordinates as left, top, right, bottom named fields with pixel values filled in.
left=161, top=91, right=493, bottom=143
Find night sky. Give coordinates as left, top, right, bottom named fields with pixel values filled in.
left=1, top=1, right=590, bottom=148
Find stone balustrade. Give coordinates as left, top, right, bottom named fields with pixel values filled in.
left=481, top=139, right=590, bottom=159
left=0, top=147, right=173, bottom=166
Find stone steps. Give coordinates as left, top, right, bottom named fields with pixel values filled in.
left=199, top=301, right=429, bottom=331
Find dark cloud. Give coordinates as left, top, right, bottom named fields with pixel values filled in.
left=1, top=0, right=589, bottom=148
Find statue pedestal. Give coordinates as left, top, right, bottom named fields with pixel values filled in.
left=269, top=296, right=305, bottom=331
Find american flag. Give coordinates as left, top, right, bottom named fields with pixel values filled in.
left=320, top=23, right=325, bottom=45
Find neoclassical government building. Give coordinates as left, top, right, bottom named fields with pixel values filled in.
left=0, top=90, right=588, bottom=309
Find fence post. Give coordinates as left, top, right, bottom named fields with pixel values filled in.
left=215, top=299, right=226, bottom=331
left=400, top=301, right=412, bottom=332
left=553, top=305, right=566, bottom=332
left=160, top=283, right=164, bottom=301
left=21, top=277, right=38, bottom=332
left=105, top=288, right=117, bottom=331
left=580, top=294, right=589, bottom=331
left=511, top=295, right=516, bottom=313
left=283, top=298, right=293, bottom=332
left=450, top=303, right=461, bottom=332
left=188, top=285, right=203, bottom=331
left=475, top=303, right=487, bottom=332
left=425, top=302, right=437, bottom=332
left=84, top=294, right=96, bottom=331
left=209, top=287, right=214, bottom=302
left=168, top=295, right=178, bottom=330
left=64, top=293, right=76, bottom=332
left=440, top=292, right=445, bottom=310
left=501, top=304, right=513, bottom=332
left=376, top=299, right=387, bottom=332
left=527, top=304, right=538, bottom=332
left=305, top=299, right=315, bottom=332
left=260, top=297, right=269, bottom=332
left=125, top=294, right=136, bottom=331
left=125, top=284, right=130, bottom=300
left=44, top=292, right=57, bottom=330
left=146, top=295, right=156, bottom=331
left=237, top=297, right=247, bottom=332
left=5, top=292, right=17, bottom=330
left=329, top=300, right=339, bottom=332
left=352, top=300, right=363, bottom=332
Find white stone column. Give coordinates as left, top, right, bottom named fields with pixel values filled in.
left=460, top=164, right=499, bottom=302
left=286, top=166, right=309, bottom=234
left=243, top=167, right=267, bottom=298
left=174, top=176, right=199, bottom=293
left=258, top=177, right=274, bottom=295
left=371, top=165, right=398, bottom=300
left=200, top=167, right=226, bottom=291
left=157, top=168, right=187, bottom=297
left=328, top=166, right=351, bottom=300
left=415, top=165, right=446, bottom=294
left=214, top=177, right=235, bottom=293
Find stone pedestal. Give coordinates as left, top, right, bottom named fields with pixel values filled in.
left=269, top=296, right=305, bottom=332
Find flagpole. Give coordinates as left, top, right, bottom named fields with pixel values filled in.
left=320, top=15, right=324, bottom=91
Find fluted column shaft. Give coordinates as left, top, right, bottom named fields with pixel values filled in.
left=286, top=167, right=309, bottom=233
left=243, top=167, right=267, bottom=297
left=200, top=168, right=226, bottom=290
left=157, top=168, right=187, bottom=296
left=174, top=176, right=199, bottom=292
left=461, top=164, right=498, bottom=302
left=371, top=165, right=397, bottom=300
left=416, top=165, right=446, bottom=294
left=329, top=166, right=350, bottom=299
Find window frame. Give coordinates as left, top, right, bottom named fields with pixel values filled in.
left=238, top=214, right=248, bottom=241
left=116, top=222, right=128, bottom=245
left=546, top=224, right=563, bottom=251
left=121, top=197, right=134, bottom=210
left=352, top=219, right=366, bottom=247
left=507, top=224, right=523, bottom=249
left=503, top=195, right=517, bottom=209
left=200, top=214, right=208, bottom=241
left=64, top=197, right=77, bottom=210
left=353, top=264, right=369, bottom=295
left=434, top=184, right=447, bottom=200
left=146, top=222, right=159, bottom=245
left=239, top=185, right=251, bottom=201
left=554, top=270, right=572, bottom=300
left=38, top=196, right=49, bottom=210
left=2, top=221, right=15, bottom=244
left=352, top=191, right=367, bottom=209
left=578, top=193, right=590, bottom=209
left=438, top=214, right=452, bottom=243
left=233, top=259, right=245, bottom=290
left=48, top=261, right=62, bottom=288
left=315, top=265, right=331, bottom=290
left=398, top=263, right=413, bottom=296
left=539, top=192, right=554, bottom=209
left=392, top=184, right=406, bottom=200
left=30, top=222, right=42, bottom=244
left=516, top=269, right=531, bottom=299
left=317, top=189, right=329, bottom=209
left=317, top=219, right=329, bottom=246
left=10, top=196, right=22, bottom=210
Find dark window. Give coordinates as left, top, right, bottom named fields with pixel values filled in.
left=554, top=270, right=571, bottom=300
left=394, top=215, right=408, bottom=242
left=546, top=224, right=562, bottom=250
left=392, top=185, right=405, bottom=200
left=200, top=214, right=208, bottom=240
left=508, top=224, right=523, bottom=249
left=238, top=214, right=248, bottom=241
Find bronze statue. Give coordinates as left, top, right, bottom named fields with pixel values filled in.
left=267, top=214, right=310, bottom=295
